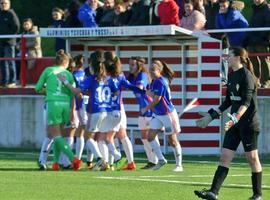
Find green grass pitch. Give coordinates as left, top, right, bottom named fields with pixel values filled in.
left=0, top=149, right=269, bottom=200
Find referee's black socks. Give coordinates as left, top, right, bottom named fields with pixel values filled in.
left=252, top=172, right=262, bottom=196
left=210, top=165, right=229, bottom=195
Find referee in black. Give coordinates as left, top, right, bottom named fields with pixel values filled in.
left=194, top=47, right=263, bottom=200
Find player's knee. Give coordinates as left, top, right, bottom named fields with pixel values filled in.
left=219, top=153, right=231, bottom=167
left=168, top=137, right=176, bottom=146
left=247, top=155, right=259, bottom=166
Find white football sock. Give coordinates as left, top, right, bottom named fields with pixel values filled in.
left=114, top=137, right=121, bottom=153
left=86, top=149, right=94, bottom=162
left=173, top=142, right=182, bottom=167
left=98, top=140, right=109, bottom=162
left=151, top=137, right=159, bottom=164
left=75, top=137, right=85, bottom=160
left=150, top=139, right=165, bottom=161
left=121, top=136, right=134, bottom=163
left=39, top=137, right=53, bottom=165
left=86, top=138, right=102, bottom=159
left=108, top=153, right=114, bottom=165
left=142, top=139, right=153, bottom=162
left=107, top=143, right=121, bottom=161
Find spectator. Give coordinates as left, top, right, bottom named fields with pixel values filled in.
left=194, top=0, right=206, bottom=15
left=19, top=18, right=42, bottom=69
left=157, top=0, right=180, bottom=26
left=176, top=0, right=185, bottom=19
left=215, top=0, right=248, bottom=47
left=128, top=0, right=150, bottom=26
left=204, top=0, right=219, bottom=30
left=123, top=0, right=133, bottom=24
left=181, top=0, right=205, bottom=31
left=204, top=0, right=222, bottom=42
left=221, top=34, right=229, bottom=85
left=78, top=0, right=98, bottom=28
left=98, top=0, right=116, bottom=27
left=96, top=0, right=115, bottom=26
left=111, top=2, right=129, bottom=26
left=51, top=7, right=67, bottom=52
left=0, top=0, right=20, bottom=87
left=149, top=0, right=160, bottom=25
left=65, top=0, right=82, bottom=27
left=246, top=0, right=270, bottom=88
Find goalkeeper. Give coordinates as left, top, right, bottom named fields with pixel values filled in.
left=194, top=47, right=262, bottom=200
left=35, top=50, right=81, bottom=171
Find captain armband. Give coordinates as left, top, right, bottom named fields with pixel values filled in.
left=208, top=108, right=220, bottom=120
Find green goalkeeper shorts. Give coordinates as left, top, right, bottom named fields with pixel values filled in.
left=46, top=101, right=70, bottom=125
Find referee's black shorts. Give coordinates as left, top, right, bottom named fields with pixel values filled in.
left=223, top=123, right=259, bottom=152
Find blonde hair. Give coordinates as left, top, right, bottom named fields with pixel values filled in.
left=152, top=60, right=174, bottom=84
left=55, top=49, right=70, bottom=65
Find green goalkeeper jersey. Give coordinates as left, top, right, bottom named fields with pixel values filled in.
left=35, top=66, right=75, bottom=102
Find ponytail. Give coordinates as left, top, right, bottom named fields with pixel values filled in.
left=95, top=62, right=106, bottom=82
left=161, top=61, right=174, bottom=84
left=104, top=51, right=122, bottom=77
left=244, top=57, right=259, bottom=87
left=152, top=60, right=174, bottom=84
left=90, top=50, right=106, bottom=82
left=230, top=47, right=259, bottom=87
left=73, top=54, right=84, bottom=68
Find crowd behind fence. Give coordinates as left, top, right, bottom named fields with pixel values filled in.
left=1, top=0, right=270, bottom=87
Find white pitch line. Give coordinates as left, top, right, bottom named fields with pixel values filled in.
left=127, top=174, right=270, bottom=178
left=97, top=174, right=270, bottom=179
left=95, top=176, right=270, bottom=189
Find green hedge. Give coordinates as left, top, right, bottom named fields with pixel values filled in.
left=11, top=0, right=84, bottom=56
left=11, top=0, right=79, bottom=27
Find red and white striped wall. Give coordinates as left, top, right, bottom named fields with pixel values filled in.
left=69, top=36, right=222, bottom=155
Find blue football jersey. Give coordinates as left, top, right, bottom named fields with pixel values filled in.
left=111, top=73, right=145, bottom=111
left=82, top=74, right=114, bottom=114
left=129, top=72, right=152, bottom=117
left=150, top=76, right=175, bottom=115
left=73, top=69, right=88, bottom=110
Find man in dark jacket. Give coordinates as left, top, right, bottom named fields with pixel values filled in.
left=96, top=0, right=115, bottom=26
left=246, top=0, right=270, bottom=88
left=0, top=0, right=20, bottom=87
left=128, top=0, right=150, bottom=26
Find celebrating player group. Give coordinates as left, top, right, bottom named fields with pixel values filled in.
left=35, top=49, right=183, bottom=172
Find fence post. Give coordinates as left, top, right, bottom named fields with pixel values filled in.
left=20, top=34, right=27, bottom=87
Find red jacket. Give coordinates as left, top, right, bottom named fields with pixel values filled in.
left=158, top=0, right=180, bottom=25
